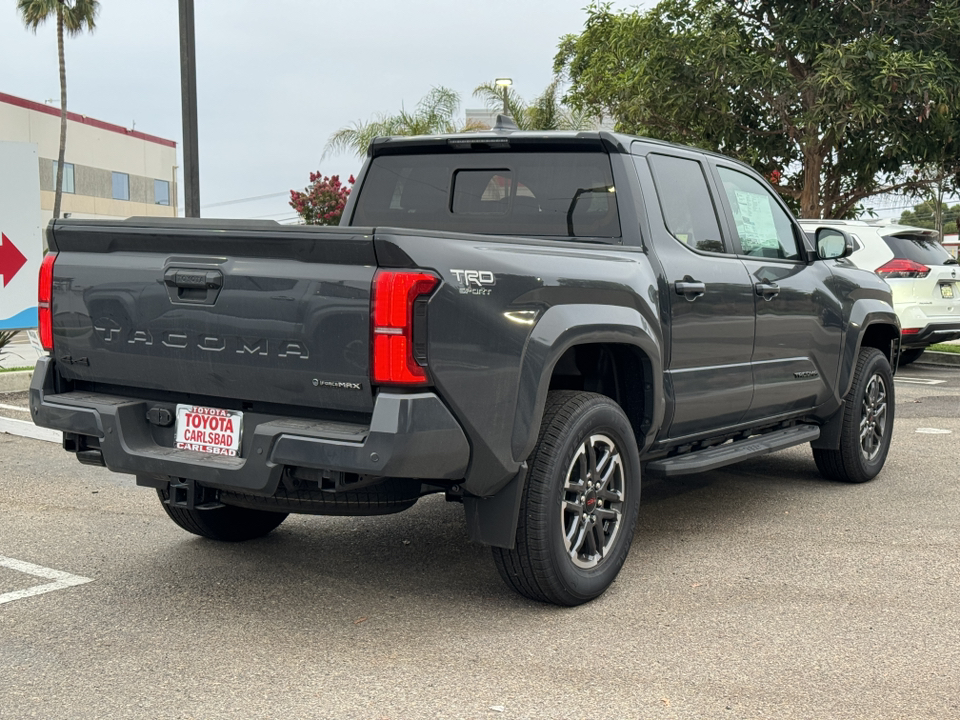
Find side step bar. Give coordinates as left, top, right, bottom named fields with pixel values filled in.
left=645, top=425, right=820, bottom=479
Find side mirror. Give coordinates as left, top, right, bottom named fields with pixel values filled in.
left=815, top=227, right=854, bottom=260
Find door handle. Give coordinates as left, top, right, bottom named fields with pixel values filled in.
left=674, top=280, right=706, bottom=301
left=755, top=282, right=780, bottom=300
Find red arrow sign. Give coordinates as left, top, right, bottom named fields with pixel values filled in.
left=0, top=233, right=28, bottom=288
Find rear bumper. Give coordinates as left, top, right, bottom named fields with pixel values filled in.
left=901, top=322, right=960, bottom=348
left=30, top=357, right=470, bottom=495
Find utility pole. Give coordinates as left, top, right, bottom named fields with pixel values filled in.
left=179, top=0, right=200, bottom=217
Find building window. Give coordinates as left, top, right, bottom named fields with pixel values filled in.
left=53, top=161, right=75, bottom=194
left=154, top=179, right=170, bottom=206
left=112, top=172, right=130, bottom=201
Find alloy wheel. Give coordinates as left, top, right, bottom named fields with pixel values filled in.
left=860, top=373, right=888, bottom=461
left=561, top=433, right=626, bottom=569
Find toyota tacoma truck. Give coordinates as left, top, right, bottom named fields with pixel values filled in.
left=31, top=126, right=900, bottom=606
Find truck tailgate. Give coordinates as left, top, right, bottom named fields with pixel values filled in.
left=48, top=219, right=377, bottom=414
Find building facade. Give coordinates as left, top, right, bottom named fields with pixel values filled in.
left=0, top=91, right=177, bottom=227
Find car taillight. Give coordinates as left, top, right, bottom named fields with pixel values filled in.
left=38, top=252, right=57, bottom=352
left=371, top=270, right=439, bottom=385
left=902, top=328, right=920, bottom=335
left=876, top=258, right=930, bottom=279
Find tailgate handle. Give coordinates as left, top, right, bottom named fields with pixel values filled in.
left=165, top=269, right=222, bottom=289
left=164, top=268, right=223, bottom=305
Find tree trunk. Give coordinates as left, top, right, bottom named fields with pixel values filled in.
left=799, top=147, right=824, bottom=219
left=53, top=7, right=67, bottom=221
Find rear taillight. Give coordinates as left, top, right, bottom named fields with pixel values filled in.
left=371, top=270, right=439, bottom=385
left=902, top=328, right=920, bottom=335
left=876, top=258, right=930, bottom=279
left=38, top=252, right=57, bottom=351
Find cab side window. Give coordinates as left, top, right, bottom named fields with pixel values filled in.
left=717, top=167, right=801, bottom=260
left=647, top=154, right=728, bottom=254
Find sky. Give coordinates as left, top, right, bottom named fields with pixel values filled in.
left=1, top=0, right=648, bottom=223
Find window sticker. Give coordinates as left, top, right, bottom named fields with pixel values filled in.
left=731, top=190, right=780, bottom=253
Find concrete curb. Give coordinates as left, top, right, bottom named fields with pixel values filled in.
left=0, top=371, right=33, bottom=393
left=916, top=351, right=960, bottom=367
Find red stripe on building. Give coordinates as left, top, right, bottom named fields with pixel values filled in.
left=0, top=91, right=177, bottom=149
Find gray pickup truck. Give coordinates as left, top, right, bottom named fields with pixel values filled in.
left=31, top=127, right=900, bottom=605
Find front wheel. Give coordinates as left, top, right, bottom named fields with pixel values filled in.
left=492, top=391, right=642, bottom=606
left=157, top=488, right=288, bottom=541
left=813, top=348, right=895, bottom=483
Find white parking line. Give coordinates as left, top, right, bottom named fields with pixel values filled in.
left=0, top=416, right=61, bottom=443
left=895, top=376, right=946, bottom=385
left=0, top=555, right=93, bottom=605
left=0, top=403, right=29, bottom=412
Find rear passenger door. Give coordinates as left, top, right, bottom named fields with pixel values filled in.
left=709, top=163, right=842, bottom=422
left=633, top=148, right=756, bottom=439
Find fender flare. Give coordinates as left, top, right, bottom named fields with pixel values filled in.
left=839, top=302, right=901, bottom=398
left=813, top=303, right=900, bottom=451
left=509, top=304, right=664, bottom=463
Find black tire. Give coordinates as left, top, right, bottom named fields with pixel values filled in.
left=898, top=348, right=925, bottom=366
left=157, top=488, right=288, bottom=541
left=492, top=391, right=642, bottom=606
left=813, top=348, right=894, bottom=483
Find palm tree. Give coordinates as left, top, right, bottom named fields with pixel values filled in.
left=473, top=79, right=598, bottom=131
left=18, top=0, right=100, bottom=220
left=325, top=87, right=484, bottom=159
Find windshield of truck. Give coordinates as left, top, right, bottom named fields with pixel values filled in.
left=351, top=150, right=621, bottom=239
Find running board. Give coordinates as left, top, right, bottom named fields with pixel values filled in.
left=645, top=425, right=820, bottom=479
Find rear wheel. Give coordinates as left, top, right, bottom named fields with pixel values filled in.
left=813, top=348, right=894, bottom=483
left=898, top=348, right=925, bottom=366
left=492, top=391, right=641, bottom=606
left=157, top=488, right=288, bottom=541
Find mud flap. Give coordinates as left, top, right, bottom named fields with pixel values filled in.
left=463, top=463, right=527, bottom=549
left=810, top=400, right=845, bottom=450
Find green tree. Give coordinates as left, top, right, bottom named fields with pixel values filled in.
left=472, top=80, right=597, bottom=131
left=18, top=0, right=100, bottom=220
left=900, top=201, right=960, bottom=235
left=556, top=1, right=960, bottom=218
left=326, top=87, right=484, bottom=158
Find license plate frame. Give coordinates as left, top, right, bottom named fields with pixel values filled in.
left=941, top=283, right=955, bottom=299
left=174, top=404, right=243, bottom=457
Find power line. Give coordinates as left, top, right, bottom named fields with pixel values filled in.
left=201, top=190, right=291, bottom=209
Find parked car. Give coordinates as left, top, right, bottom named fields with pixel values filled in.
left=798, top=220, right=960, bottom=365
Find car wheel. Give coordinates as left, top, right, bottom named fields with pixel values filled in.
left=157, top=488, right=288, bottom=541
left=813, top=348, right=895, bottom=483
left=492, top=391, right=641, bottom=606
left=898, top=348, right=925, bottom=366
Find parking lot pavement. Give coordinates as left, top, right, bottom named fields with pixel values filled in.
left=1, top=367, right=959, bottom=719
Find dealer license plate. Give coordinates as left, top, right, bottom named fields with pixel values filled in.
left=175, top=404, right=243, bottom=457
left=941, top=283, right=954, bottom=299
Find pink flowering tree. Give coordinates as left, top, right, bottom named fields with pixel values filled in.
left=289, top=173, right=355, bottom=225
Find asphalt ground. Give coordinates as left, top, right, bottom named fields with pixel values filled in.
left=0, top=365, right=958, bottom=719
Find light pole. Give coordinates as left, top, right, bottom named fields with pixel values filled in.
left=494, top=78, right=513, bottom=116
left=179, top=0, right=200, bottom=218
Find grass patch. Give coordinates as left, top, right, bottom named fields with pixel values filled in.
left=0, top=366, right=32, bottom=373
left=928, top=343, right=960, bottom=354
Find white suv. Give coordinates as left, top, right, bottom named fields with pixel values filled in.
left=799, top=220, right=960, bottom=365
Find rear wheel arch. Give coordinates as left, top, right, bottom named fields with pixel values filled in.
left=509, top=305, right=664, bottom=465
left=546, top=342, right=653, bottom=443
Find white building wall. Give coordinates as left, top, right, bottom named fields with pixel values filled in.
left=0, top=92, right=177, bottom=228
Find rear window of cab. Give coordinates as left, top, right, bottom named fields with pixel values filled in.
left=351, top=151, right=621, bottom=239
